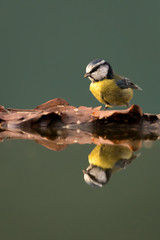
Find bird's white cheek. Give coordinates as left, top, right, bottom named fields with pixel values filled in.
left=92, top=71, right=103, bottom=81
left=98, top=66, right=109, bottom=79
left=88, top=76, right=94, bottom=82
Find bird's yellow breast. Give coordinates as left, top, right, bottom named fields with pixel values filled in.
left=90, top=79, right=133, bottom=106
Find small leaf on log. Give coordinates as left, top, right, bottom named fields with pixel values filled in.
left=35, top=98, right=69, bottom=110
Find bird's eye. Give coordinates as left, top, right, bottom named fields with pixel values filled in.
left=90, top=65, right=100, bottom=74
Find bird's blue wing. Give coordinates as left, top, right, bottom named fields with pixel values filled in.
left=116, top=78, right=142, bottom=90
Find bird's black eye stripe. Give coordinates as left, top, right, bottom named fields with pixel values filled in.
left=88, top=173, right=97, bottom=181
left=89, top=62, right=113, bottom=79
left=90, top=63, right=107, bottom=74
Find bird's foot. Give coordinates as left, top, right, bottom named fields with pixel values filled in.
left=104, top=105, right=108, bottom=110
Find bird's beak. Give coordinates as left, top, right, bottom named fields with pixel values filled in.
left=84, top=73, right=89, bottom=78
left=82, top=169, right=88, bottom=174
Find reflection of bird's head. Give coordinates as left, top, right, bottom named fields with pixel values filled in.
left=84, top=59, right=113, bottom=82
left=83, top=165, right=111, bottom=188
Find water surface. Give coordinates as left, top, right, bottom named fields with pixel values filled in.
left=0, top=130, right=160, bottom=240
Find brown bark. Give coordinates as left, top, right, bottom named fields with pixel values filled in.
left=0, top=98, right=159, bottom=128
left=0, top=98, right=159, bottom=151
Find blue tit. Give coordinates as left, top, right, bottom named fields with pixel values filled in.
left=83, top=144, right=135, bottom=188
left=84, top=59, right=142, bottom=108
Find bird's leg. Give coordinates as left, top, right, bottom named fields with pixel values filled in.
left=126, top=103, right=130, bottom=108
left=102, top=96, right=110, bottom=110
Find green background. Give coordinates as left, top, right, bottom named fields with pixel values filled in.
left=1, top=0, right=160, bottom=113
left=0, top=1, right=160, bottom=240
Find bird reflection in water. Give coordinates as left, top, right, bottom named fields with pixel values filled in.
left=83, top=142, right=140, bottom=188
left=1, top=125, right=158, bottom=188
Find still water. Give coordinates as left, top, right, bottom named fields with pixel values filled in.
left=0, top=128, right=160, bottom=240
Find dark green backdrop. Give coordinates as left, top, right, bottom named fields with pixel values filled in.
left=1, top=0, right=160, bottom=112
left=0, top=1, right=160, bottom=240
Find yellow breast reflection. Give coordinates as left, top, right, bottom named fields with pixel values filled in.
left=88, top=144, right=133, bottom=169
